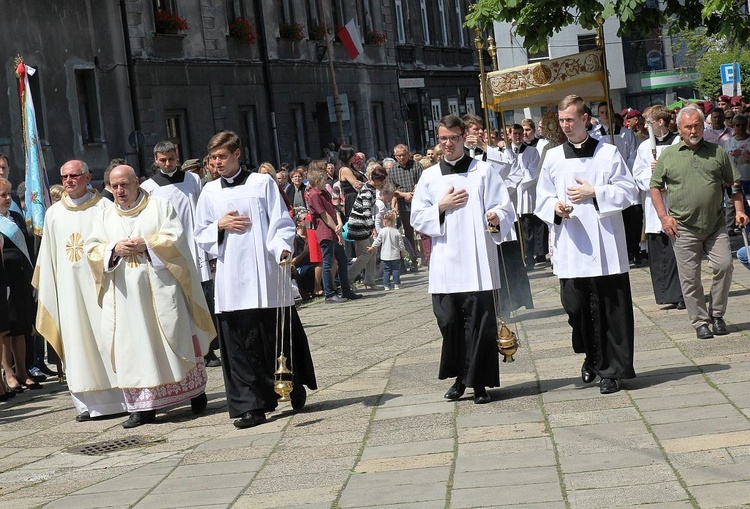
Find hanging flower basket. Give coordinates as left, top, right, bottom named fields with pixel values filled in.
left=364, top=29, right=386, bottom=46
left=229, top=17, right=256, bottom=45
left=154, top=9, right=188, bottom=33
left=279, top=22, right=305, bottom=42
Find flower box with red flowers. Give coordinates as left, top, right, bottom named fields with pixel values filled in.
left=154, top=9, right=188, bottom=33
left=364, top=29, right=386, bottom=46
left=229, top=17, right=256, bottom=45
left=279, top=22, right=305, bottom=42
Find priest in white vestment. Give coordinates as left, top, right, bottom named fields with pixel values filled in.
left=412, top=115, right=515, bottom=404
left=536, top=95, right=639, bottom=395
left=195, top=131, right=317, bottom=429
left=33, top=160, right=127, bottom=421
left=86, top=165, right=216, bottom=428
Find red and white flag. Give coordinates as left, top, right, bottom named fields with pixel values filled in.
left=337, top=19, right=364, bottom=60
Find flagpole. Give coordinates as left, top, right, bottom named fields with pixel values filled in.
left=597, top=17, right=615, bottom=146
left=319, top=0, right=347, bottom=146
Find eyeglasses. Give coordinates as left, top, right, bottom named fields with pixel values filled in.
left=437, top=134, right=463, bottom=144
left=61, top=173, right=85, bottom=180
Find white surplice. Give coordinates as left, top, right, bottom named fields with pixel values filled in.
left=632, top=133, right=681, bottom=234
left=514, top=145, right=542, bottom=216
left=483, top=146, right=523, bottom=242
left=411, top=156, right=516, bottom=294
left=33, top=191, right=126, bottom=417
left=141, top=171, right=210, bottom=282
left=86, top=193, right=215, bottom=395
left=589, top=124, right=638, bottom=170
left=194, top=172, right=296, bottom=312
left=535, top=140, right=639, bottom=279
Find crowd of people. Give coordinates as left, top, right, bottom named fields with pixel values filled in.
left=2, top=90, right=750, bottom=425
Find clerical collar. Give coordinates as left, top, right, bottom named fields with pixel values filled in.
left=151, top=169, right=186, bottom=186
left=562, top=136, right=599, bottom=159
left=220, top=168, right=251, bottom=188
left=568, top=136, right=590, bottom=149
left=67, top=191, right=93, bottom=206
left=439, top=154, right=472, bottom=175
left=655, top=132, right=676, bottom=145
left=160, top=168, right=178, bottom=178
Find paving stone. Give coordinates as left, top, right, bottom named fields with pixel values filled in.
left=455, top=449, right=557, bottom=472
left=338, top=481, right=445, bottom=507
left=169, top=459, right=264, bottom=478
left=355, top=452, right=453, bottom=473
left=661, top=430, right=750, bottom=454
left=680, top=460, right=750, bottom=486
left=450, top=482, right=563, bottom=508
left=564, top=463, right=677, bottom=490
left=133, top=487, right=241, bottom=508
left=372, top=401, right=454, bottom=421
left=345, top=466, right=450, bottom=489
left=567, top=481, right=689, bottom=508
left=360, top=438, right=454, bottom=460
left=452, top=466, right=559, bottom=489
left=641, top=403, right=740, bottom=425
left=559, top=448, right=668, bottom=474
left=43, top=488, right=150, bottom=508
left=690, top=480, right=750, bottom=508
left=650, top=415, right=750, bottom=440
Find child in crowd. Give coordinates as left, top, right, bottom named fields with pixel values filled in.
left=374, top=182, right=396, bottom=235
left=368, top=211, right=406, bottom=290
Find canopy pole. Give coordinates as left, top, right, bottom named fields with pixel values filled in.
left=596, top=17, right=615, bottom=145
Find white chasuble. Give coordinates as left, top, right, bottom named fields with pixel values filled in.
left=195, top=172, right=296, bottom=312
left=535, top=139, right=638, bottom=279
left=141, top=171, right=211, bottom=281
left=411, top=155, right=515, bottom=294
left=33, top=192, right=125, bottom=413
left=85, top=193, right=215, bottom=389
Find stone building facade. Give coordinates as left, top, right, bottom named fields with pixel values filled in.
left=0, top=0, right=482, bottom=181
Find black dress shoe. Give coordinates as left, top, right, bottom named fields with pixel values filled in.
left=342, top=292, right=363, bottom=300
left=712, top=317, right=729, bottom=336
left=36, top=364, right=58, bottom=376
left=290, top=385, right=306, bottom=410
left=675, top=299, right=686, bottom=310
left=122, top=410, right=156, bottom=428
left=696, top=324, right=714, bottom=339
left=191, top=392, right=208, bottom=414
left=205, top=358, right=222, bottom=368
left=23, top=381, right=43, bottom=390
left=444, top=379, right=466, bottom=400
left=76, top=411, right=92, bottom=422
left=473, top=387, right=491, bottom=404
left=233, top=410, right=267, bottom=429
left=581, top=360, right=596, bottom=384
left=325, top=295, right=348, bottom=304
left=600, top=378, right=620, bottom=394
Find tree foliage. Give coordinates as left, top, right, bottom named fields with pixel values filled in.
left=693, top=48, right=750, bottom=99
left=465, top=0, right=750, bottom=55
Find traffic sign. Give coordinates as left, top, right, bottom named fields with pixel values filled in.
left=720, top=62, right=742, bottom=97
left=128, top=130, right=145, bottom=150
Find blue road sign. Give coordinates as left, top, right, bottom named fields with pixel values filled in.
left=721, top=62, right=742, bottom=85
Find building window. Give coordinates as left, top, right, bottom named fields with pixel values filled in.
left=578, top=34, right=598, bottom=52
left=465, top=97, right=475, bottom=115
left=306, top=1, right=320, bottom=28
left=239, top=106, right=260, bottom=168
left=28, top=70, right=47, bottom=143
left=165, top=110, right=190, bottom=159
left=226, top=0, right=246, bottom=20
left=394, top=0, right=406, bottom=44
left=75, top=69, right=102, bottom=144
left=153, top=0, right=178, bottom=13
left=331, top=0, right=345, bottom=27
left=362, top=0, right=374, bottom=31
left=455, top=0, right=465, bottom=46
left=527, top=45, right=549, bottom=63
left=277, top=0, right=294, bottom=24
left=448, top=98, right=459, bottom=117
left=438, top=0, right=448, bottom=46
left=420, top=0, right=430, bottom=45
left=431, top=99, right=442, bottom=125
left=290, top=104, right=308, bottom=161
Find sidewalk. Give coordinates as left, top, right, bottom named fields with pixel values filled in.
left=1, top=260, right=749, bottom=508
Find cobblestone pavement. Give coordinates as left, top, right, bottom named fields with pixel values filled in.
left=1, top=258, right=750, bottom=508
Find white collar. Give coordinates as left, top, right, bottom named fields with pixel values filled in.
left=66, top=191, right=93, bottom=206
left=117, top=191, right=144, bottom=211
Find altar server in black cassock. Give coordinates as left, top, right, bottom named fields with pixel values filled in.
left=535, top=96, right=639, bottom=395
left=412, top=115, right=516, bottom=404
left=195, top=131, right=316, bottom=429
left=632, top=106, right=684, bottom=307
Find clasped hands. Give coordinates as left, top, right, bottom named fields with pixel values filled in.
left=114, top=238, right=147, bottom=257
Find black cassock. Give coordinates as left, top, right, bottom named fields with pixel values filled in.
left=218, top=307, right=317, bottom=418
left=433, top=291, right=499, bottom=390
left=647, top=232, right=683, bottom=305
left=560, top=273, right=636, bottom=380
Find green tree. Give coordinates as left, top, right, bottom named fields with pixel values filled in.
left=465, top=0, right=750, bottom=55
left=694, top=48, right=750, bottom=99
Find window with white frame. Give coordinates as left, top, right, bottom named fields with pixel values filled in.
left=438, top=0, right=448, bottom=46
left=431, top=99, right=442, bottom=125
left=448, top=97, right=459, bottom=117
left=394, top=0, right=406, bottom=44
left=466, top=97, right=475, bottom=115
left=455, top=0, right=465, bottom=46
left=420, top=0, right=430, bottom=45
left=75, top=69, right=101, bottom=144
left=165, top=110, right=190, bottom=158
left=290, top=104, right=308, bottom=160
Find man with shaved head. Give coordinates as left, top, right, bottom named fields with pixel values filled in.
left=34, top=160, right=126, bottom=422
left=85, top=165, right=217, bottom=428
